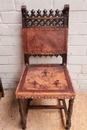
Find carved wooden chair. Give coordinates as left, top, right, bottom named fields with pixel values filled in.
left=15, top=5, right=76, bottom=130
left=0, top=78, right=4, bottom=99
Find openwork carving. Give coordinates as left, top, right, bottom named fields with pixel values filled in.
left=26, top=10, right=64, bottom=27
left=21, top=5, right=69, bottom=28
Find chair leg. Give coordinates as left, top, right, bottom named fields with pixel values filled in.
left=25, top=99, right=31, bottom=120
left=58, top=99, right=65, bottom=127
left=18, top=99, right=26, bottom=130
left=66, top=99, right=74, bottom=130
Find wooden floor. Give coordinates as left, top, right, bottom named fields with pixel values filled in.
left=0, top=89, right=87, bottom=130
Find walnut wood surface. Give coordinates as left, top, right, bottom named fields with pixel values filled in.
left=23, top=28, right=68, bottom=55
left=15, top=64, right=75, bottom=99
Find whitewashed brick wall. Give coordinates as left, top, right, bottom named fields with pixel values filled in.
left=0, top=0, right=87, bottom=91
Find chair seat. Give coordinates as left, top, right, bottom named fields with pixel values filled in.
left=15, top=64, right=75, bottom=99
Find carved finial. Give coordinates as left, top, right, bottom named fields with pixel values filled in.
left=63, top=4, right=69, bottom=15
left=21, top=5, right=27, bottom=13
left=55, top=9, right=59, bottom=16
left=31, top=9, right=35, bottom=17
left=64, top=4, right=69, bottom=10
left=49, top=9, right=53, bottom=16
left=37, top=9, right=41, bottom=16
left=43, top=9, right=47, bottom=16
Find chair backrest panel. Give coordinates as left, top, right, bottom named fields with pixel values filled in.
left=23, top=27, right=68, bottom=55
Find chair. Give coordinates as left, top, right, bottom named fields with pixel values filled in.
left=15, top=4, right=76, bottom=130
left=0, top=78, right=4, bottom=99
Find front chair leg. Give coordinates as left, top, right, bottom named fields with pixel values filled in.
left=18, top=99, right=26, bottom=130
left=66, top=99, right=74, bottom=130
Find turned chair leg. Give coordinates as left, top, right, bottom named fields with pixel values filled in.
left=18, top=99, right=26, bottom=130
left=66, top=99, right=74, bottom=130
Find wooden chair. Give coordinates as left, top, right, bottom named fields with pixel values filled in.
left=15, top=4, right=76, bottom=130
left=0, top=78, right=4, bottom=99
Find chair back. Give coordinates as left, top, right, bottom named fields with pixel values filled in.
left=21, top=5, right=69, bottom=65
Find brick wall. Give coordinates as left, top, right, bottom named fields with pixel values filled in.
left=0, top=0, right=87, bottom=91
